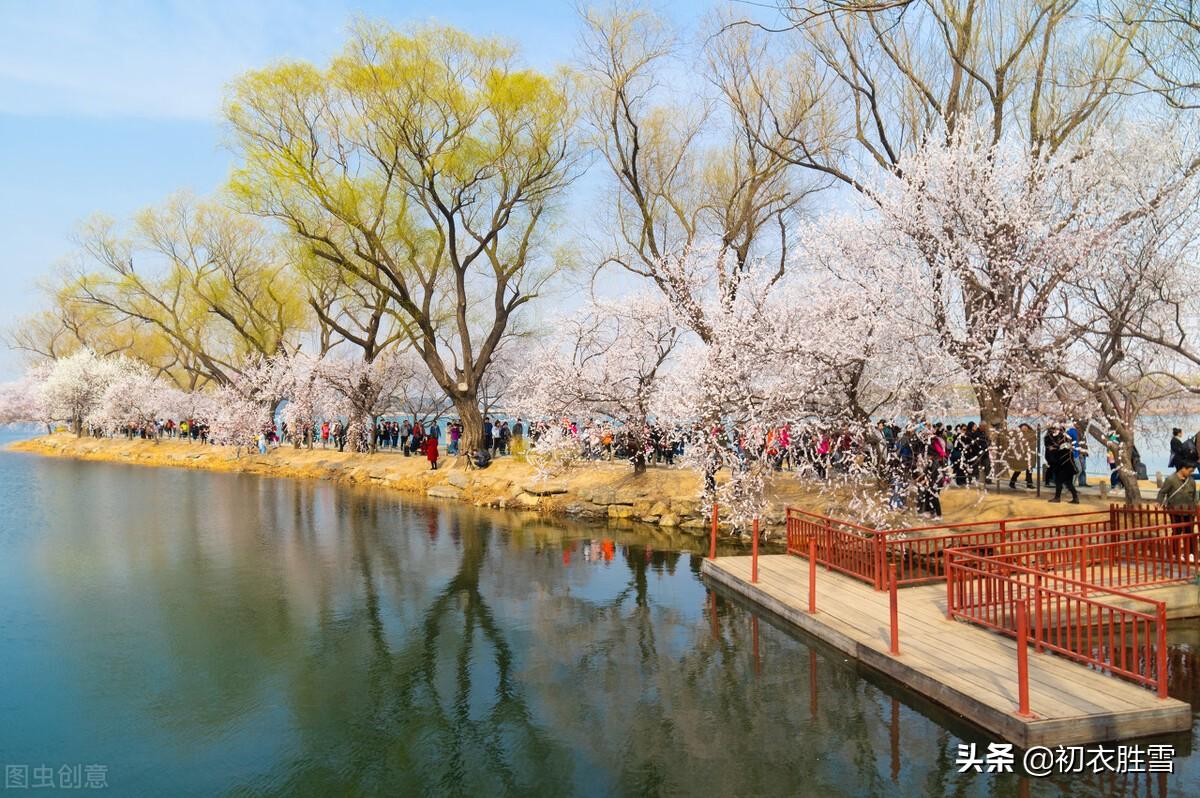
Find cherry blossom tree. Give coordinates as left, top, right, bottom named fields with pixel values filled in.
left=0, top=372, right=53, bottom=431
left=1043, top=159, right=1200, bottom=502
left=865, top=121, right=1200, bottom=434
left=85, top=359, right=173, bottom=440
left=34, top=349, right=122, bottom=436
left=510, top=293, right=680, bottom=473
left=526, top=424, right=583, bottom=481
left=270, top=352, right=330, bottom=449
left=207, top=384, right=271, bottom=455
left=316, top=350, right=420, bottom=453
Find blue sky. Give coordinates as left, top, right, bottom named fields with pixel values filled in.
left=0, top=0, right=693, bottom=377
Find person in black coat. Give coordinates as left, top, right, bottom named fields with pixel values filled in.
left=1169, top=428, right=1186, bottom=470
left=1044, top=425, right=1079, bottom=503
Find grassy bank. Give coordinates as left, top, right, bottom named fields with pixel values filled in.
left=8, top=433, right=1120, bottom=537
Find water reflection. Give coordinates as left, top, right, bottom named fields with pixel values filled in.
left=0, top=454, right=1196, bottom=797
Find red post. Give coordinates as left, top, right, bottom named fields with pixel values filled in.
left=1016, top=602, right=1032, bottom=717
left=808, top=538, right=817, bottom=613
left=1156, top=604, right=1168, bottom=699
left=889, top=563, right=900, bottom=655
left=708, top=502, right=718, bottom=560
left=874, top=533, right=885, bottom=591
left=1033, top=573, right=1044, bottom=653
left=1079, top=538, right=1089, bottom=598
left=751, top=516, right=760, bottom=584
left=945, top=550, right=955, bottom=620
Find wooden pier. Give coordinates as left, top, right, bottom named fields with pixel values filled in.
left=702, top=554, right=1192, bottom=747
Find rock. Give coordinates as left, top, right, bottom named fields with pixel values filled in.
left=564, top=501, right=606, bottom=516
left=523, top=480, right=569, bottom=496
left=516, top=492, right=541, bottom=508
left=648, top=501, right=670, bottom=518
left=475, top=476, right=511, bottom=491
left=575, top=488, right=592, bottom=502
left=612, top=490, right=640, bottom=505
left=426, top=485, right=463, bottom=500
left=445, top=472, right=471, bottom=489
left=608, top=505, right=636, bottom=519
left=670, top=498, right=703, bottom=516
left=640, top=515, right=660, bottom=524
left=658, top=513, right=680, bottom=527
left=680, top=518, right=707, bottom=530
left=590, top=488, right=616, bottom=506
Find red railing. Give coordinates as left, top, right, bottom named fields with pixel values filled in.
left=786, top=508, right=885, bottom=588
left=1109, top=504, right=1197, bottom=531
left=949, top=523, right=1200, bottom=593
left=786, top=507, right=1114, bottom=589
left=947, top=550, right=1169, bottom=696
left=882, top=511, right=1111, bottom=587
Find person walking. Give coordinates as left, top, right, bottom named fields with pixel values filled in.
left=512, top=418, right=525, bottom=458
left=1068, top=424, right=1088, bottom=487
left=915, top=429, right=946, bottom=519
left=1044, top=424, right=1079, bottom=504
left=1006, top=422, right=1037, bottom=490
left=423, top=434, right=439, bottom=470
left=411, top=420, right=424, bottom=454
left=1157, top=460, right=1197, bottom=558
left=498, top=421, right=511, bottom=456
left=1169, top=428, right=1187, bottom=470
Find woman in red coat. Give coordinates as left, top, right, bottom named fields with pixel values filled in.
left=424, top=435, right=439, bottom=470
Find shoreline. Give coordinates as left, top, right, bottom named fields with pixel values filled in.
left=7, top=433, right=1121, bottom=536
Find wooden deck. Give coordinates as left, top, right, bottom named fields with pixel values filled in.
left=702, top=554, right=1192, bottom=747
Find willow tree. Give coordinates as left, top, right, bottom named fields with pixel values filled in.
left=38, top=193, right=309, bottom=389
left=224, top=22, right=577, bottom=455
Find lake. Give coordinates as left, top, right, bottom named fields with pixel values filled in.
left=0, top=438, right=1197, bottom=796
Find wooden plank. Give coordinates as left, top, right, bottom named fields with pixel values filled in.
left=738, top=564, right=1132, bottom=717
left=737, top=560, right=1160, bottom=713
left=702, top=555, right=1192, bottom=747
left=712, top=557, right=1182, bottom=717
left=746, top=558, right=1166, bottom=711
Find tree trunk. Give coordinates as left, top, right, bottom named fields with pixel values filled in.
left=1117, top=438, right=1143, bottom=505
left=973, top=382, right=1010, bottom=483
left=973, top=383, right=1010, bottom=431
left=453, top=395, right=484, bottom=463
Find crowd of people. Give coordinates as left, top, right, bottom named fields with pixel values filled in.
left=86, top=409, right=1200, bottom=518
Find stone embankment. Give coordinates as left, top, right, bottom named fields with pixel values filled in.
left=9, top=433, right=752, bottom=534
left=8, top=433, right=1115, bottom=536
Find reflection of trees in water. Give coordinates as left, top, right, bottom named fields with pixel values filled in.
left=239, top=496, right=572, bottom=796
left=513, top=543, right=914, bottom=795
left=520, top=544, right=1051, bottom=797
left=38, top=465, right=1200, bottom=796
